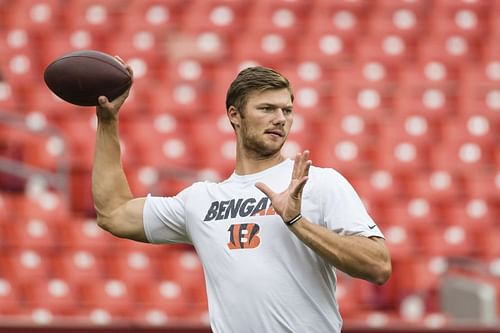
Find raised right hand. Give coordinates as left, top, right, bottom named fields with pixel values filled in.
left=96, top=56, right=133, bottom=122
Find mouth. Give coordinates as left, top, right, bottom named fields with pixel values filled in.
left=265, top=129, right=285, bottom=138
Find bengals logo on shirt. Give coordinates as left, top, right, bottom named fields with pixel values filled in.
left=227, top=223, right=261, bottom=250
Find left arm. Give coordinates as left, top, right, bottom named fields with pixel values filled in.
left=289, top=218, right=391, bottom=285
left=256, top=151, right=392, bottom=285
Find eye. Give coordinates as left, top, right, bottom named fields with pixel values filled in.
left=283, top=108, right=293, bottom=114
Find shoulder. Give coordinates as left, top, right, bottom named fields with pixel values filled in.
left=309, top=164, right=348, bottom=184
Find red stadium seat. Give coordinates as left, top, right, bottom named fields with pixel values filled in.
left=80, top=278, right=135, bottom=317
left=315, top=135, right=372, bottom=174
left=383, top=224, right=419, bottom=260
left=418, top=33, right=480, bottom=66
left=442, top=198, right=497, bottom=230
left=368, top=6, right=426, bottom=40
left=464, top=170, right=500, bottom=201
left=52, top=250, right=106, bottom=287
left=406, top=170, right=465, bottom=203
left=295, top=30, right=354, bottom=69
left=244, top=1, right=311, bottom=38
left=63, top=0, right=125, bottom=38
left=356, top=32, right=417, bottom=65
left=309, top=1, right=369, bottom=40
left=181, top=0, right=249, bottom=37
left=0, top=277, right=23, bottom=315
left=136, top=280, right=193, bottom=319
left=418, top=225, right=475, bottom=257
left=1, top=249, right=51, bottom=284
left=441, top=114, right=497, bottom=146
left=105, top=250, right=158, bottom=286
left=4, top=217, right=58, bottom=251
left=149, top=81, right=209, bottom=120
left=59, top=218, right=116, bottom=255
left=38, top=29, right=105, bottom=71
left=23, top=278, right=80, bottom=315
left=121, top=115, right=194, bottom=169
left=121, top=0, right=185, bottom=34
left=384, top=198, right=441, bottom=232
left=231, top=31, right=295, bottom=67
left=430, top=139, right=495, bottom=174
left=374, top=137, right=430, bottom=175
left=2, top=0, right=61, bottom=33
left=394, top=83, right=456, bottom=122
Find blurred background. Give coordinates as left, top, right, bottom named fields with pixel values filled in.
left=0, top=0, right=499, bottom=332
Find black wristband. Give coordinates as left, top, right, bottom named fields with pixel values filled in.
left=284, top=213, right=302, bottom=226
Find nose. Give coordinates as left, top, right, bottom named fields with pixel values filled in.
left=273, top=108, right=287, bottom=125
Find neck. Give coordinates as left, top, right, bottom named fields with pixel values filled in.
left=234, top=147, right=285, bottom=175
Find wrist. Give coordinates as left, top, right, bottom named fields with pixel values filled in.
left=284, top=213, right=302, bottom=226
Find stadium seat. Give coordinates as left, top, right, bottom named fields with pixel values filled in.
left=181, top=0, right=249, bottom=37
left=384, top=198, right=441, bottom=232
left=149, top=81, right=209, bottom=120
left=51, top=250, right=106, bottom=287
left=406, top=169, right=464, bottom=203
left=0, top=277, right=23, bottom=315
left=62, top=0, right=125, bottom=38
left=441, top=114, right=497, bottom=146
left=244, top=1, right=311, bottom=38
left=2, top=0, right=61, bottom=33
left=1, top=249, right=51, bottom=284
left=231, top=31, right=295, bottom=68
left=122, top=118, right=194, bottom=169
left=13, top=191, right=71, bottom=223
left=121, top=0, right=185, bottom=34
left=136, top=280, right=193, bottom=319
left=309, top=1, right=369, bottom=40
left=374, top=137, right=430, bottom=175
left=367, top=5, right=426, bottom=40
left=315, top=135, right=372, bottom=174
left=295, top=30, right=354, bottom=69
left=80, top=278, right=135, bottom=317
left=394, top=83, right=456, bottom=122
left=382, top=224, right=419, bottom=260
left=188, top=114, right=237, bottom=176
left=356, top=32, right=417, bottom=65
left=430, top=139, right=495, bottom=174
left=105, top=250, right=159, bottom=286
left=23, top=278, right=80, bottom=315
left=59, top=218, right=116, bottom=255
left=38, top=29, right=105, bottom=71
left=464, top=170, right=500, bottom=200
left=4, top=217, right=58, bottom=251
left=418, top=225, right=475, bottom=257
left=442, top=198, right=497, bottom=230
left=418, top=33, right=480, bottom=66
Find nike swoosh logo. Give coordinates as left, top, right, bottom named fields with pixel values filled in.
left=368, top=225, right=377, bottom=229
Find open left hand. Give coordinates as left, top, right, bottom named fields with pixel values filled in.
left=255, top=151, right=311, bottom=223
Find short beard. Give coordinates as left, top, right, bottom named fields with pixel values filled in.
left=240, top=127, right=286, bottom=159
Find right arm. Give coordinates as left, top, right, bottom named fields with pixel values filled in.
left=92, top=60, right=148, bottom=242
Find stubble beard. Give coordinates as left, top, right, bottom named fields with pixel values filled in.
left=241, top=128, right=286, bottom=159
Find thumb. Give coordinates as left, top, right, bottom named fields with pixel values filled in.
left=255, top=182, right=274, bottom=198
left=98, top=96, right=109, bottom=106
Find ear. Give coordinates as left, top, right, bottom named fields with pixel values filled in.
left=227, top=105, right=240, bottom=128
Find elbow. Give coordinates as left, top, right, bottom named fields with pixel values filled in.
left=96, top=215, right=113, bottom=233
left=372, top=260, right=392, bottom=285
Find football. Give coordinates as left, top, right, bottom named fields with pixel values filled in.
left=43, top=50, right=132, bottom=107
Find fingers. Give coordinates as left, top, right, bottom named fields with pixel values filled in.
left=114, top=55, right=134, bottom=78
left=255, top=182, right=274, bottom=199
left=292, top=150, right=311, bottom=180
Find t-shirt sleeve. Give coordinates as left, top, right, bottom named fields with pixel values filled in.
left=321, top=169, right=384, bottom=239
left=143, top=190, right=192, bottom=244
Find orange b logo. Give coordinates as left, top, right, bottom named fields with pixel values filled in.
left=227, top=223, right=261, bottom=250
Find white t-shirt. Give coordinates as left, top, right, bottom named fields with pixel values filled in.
left=144, top=159, right=384, bottom=333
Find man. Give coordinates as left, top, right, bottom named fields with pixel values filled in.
left=93, top=62, right=392, bottom=332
